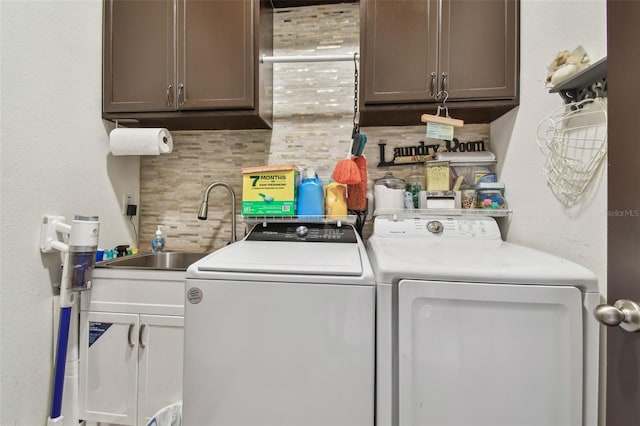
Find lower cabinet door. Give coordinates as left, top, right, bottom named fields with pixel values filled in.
left=137, top=315, right=184, bottom=426
left=79, top=311, right=139, bottom=425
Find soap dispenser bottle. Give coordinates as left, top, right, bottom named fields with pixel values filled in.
left=151, top=226, right=166, bottom=253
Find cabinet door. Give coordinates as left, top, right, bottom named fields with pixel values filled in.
left=439, top=0, right=518, bottom=100
left=79, top=311, right=139, bottom=425
left=103, top=0, right=176, bottom=113
left=176, top=0, right=254, bottom=110
left=137, top=315, right=184, bottom=426
left=362, top=0, right=438, bottom=104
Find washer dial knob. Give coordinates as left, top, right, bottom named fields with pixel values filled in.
left=426, top=220, right=444, bottom=234
left=295, top=225, right=309, bottom=237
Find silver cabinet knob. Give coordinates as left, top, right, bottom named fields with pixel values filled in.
left=594, top=299, right=640, bottom=332
left=441, top=72, right=448, bottom=93
left=178, top=83, right=185, bottom=107
left=127, top=323, right=136, bottom=347
left=139, top=323, right=147, bottom=348
left=429, top=72, right=437, bottom=98
left=166, top=84, right=173, bottom=108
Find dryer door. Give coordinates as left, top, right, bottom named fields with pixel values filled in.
left=398, top=279, right=583, bottom=426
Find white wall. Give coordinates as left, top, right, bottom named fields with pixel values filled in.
left=493, top=0, right=608, bottom=295
left=0, top=1, right=139, bottom=424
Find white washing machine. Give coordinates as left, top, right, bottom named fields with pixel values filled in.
left=182, top=222, right=375, bottom=426
left=367, top=215, right=601, bottom=426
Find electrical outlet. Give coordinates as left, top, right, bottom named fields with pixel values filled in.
left=122, top=194, right=134, bottom=214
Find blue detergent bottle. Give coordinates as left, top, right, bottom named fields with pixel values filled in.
left=297, top=168, right=324, bottom=217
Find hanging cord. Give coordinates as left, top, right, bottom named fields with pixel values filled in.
left=129, top=215, right=138, bottom=245
left=350, top=202, right=367, bottom=237
left=348, top=52, right=367, bottom=237
left=352, top=52, right=359, bottom=132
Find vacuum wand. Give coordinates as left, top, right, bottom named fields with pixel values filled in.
left=41, top=215, right=100, bottom=426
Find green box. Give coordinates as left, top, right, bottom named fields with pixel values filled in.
left=241, top=164, right=300, bottom=216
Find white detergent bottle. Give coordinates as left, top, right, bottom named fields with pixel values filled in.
left=151, top=226, right=166, bottom=253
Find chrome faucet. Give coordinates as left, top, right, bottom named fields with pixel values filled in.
left=198, top=181, right=237, bottom=243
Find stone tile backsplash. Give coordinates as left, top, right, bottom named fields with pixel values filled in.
left=140, top=2, right=490, bottom=251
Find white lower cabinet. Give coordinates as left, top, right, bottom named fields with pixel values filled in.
left=79, top=269, right=186, bottom=426
left=80, top=311, right=139, bottom=425
left=137, top=315, right=184, bottom=426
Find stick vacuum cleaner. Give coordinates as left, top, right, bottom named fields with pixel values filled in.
left=41, top=215, right=100, bottom=426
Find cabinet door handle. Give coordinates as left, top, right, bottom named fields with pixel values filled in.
left=429, top=72, right=437, bottom=98
left=127, top=323, right=135, bottom=348
left=178, top=83, right=185, bottom=107
left=441, top=72, right=448, bottom=94
left=139, top=323, right=147, bottom=348
left=166, top=84, right=173, bottom=108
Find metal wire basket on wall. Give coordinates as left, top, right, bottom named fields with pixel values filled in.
left=536, top=98, right=608, bottom=205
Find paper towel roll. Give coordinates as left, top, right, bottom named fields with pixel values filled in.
left=109, top=128, right=173, bottom=156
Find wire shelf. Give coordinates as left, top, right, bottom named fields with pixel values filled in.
left=241, top=215, right=359, bottom=226
left=373, top=209, right=512, bottom=219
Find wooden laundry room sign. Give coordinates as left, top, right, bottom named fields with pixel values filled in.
left=377, top=138, right=489, bottom=167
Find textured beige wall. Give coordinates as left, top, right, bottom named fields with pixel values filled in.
left=139, top=3, right=489, bottom=252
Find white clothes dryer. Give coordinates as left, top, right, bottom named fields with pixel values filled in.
left=183, top=222, right=375, bottom=426
left=367, top=215, right=601, bottom=426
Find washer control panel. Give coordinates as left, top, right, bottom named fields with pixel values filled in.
left=247, top=222, right=358, bottom=243
left=373, top=216, right=502, bottom=240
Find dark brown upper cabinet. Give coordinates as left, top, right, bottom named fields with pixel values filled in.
left=102, top=0, right=273, bottom=130
left=360, top=0, right=519, bottom=126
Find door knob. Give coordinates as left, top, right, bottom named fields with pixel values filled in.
left=593, top=299, right=640, bottom=332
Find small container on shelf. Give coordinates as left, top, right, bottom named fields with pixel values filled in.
left=460, top=186, right=476, bottom=209
left=374, top=172, right=406, bottom=210
left=405, top=165, right=425, bottom=208
left=425, top=161, right=450, bottom=191
left=476, top=182, right=507, bottom=210
left=419, top=190, right=458, bottom=209
left=474, top=170, right=497, bottom=184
